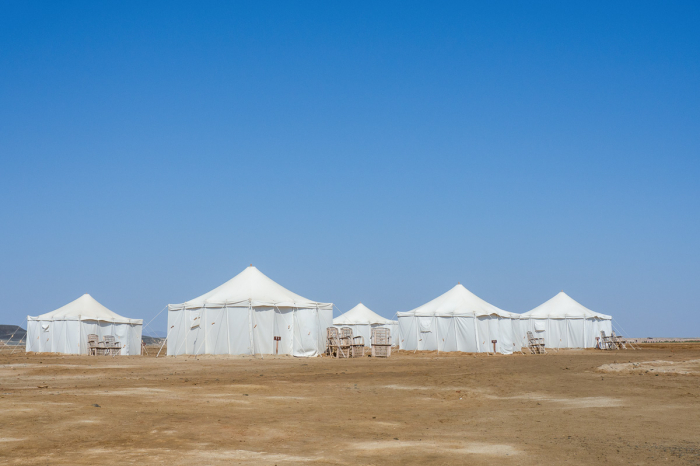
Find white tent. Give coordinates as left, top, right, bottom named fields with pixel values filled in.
left=26, top=294, right=143, bottom=355
left=166, top=266, right=333, bottom=357
left=519, top=291, right=612, bottom=349
left=397, top=284, right=521, bottom=354
left=333, top=303, right=398, bottom=346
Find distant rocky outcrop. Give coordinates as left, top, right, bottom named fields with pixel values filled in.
left=0, top=325, right=27, bottom=342
left=142, top=335, right=165, bottom=345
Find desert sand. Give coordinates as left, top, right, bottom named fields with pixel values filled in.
left=1, top=344, right=699, bottom=465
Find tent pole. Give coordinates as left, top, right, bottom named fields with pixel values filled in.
left=315, top=305, right=321, bottom=356
left=247, top=302, right=258, bottom=358
left=156, top=314, right=177, bottom=358
left=454, top=316, right=459, bottom=352
left=434, top=316, right=440, bottom=356
left=173, top=308, right=190, bottom=356
left=413, top=316, right=418, bottom=353
left=293, top=307, right=305, bottom=357
left=194, top=307, right=214, bottom=357
left=226, top=306, right=231, bottom=355
left=202, top=306, right=208, bottom=356
left=255, top=306, right=263, bottom=360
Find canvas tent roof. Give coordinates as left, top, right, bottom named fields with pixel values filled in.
left=169, top=265, right=333, bottom=310
left=28, top=294, right=143, bottom=324
left=521, top=291, right=611, bottom=319
left=397, top=284, right=516, bottom=318
left=333, top=303, right=396, bottom=325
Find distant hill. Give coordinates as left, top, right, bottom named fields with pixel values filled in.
left=0, top=325, right=27, bottom=342
left=142, top=335, right=165, bottom=345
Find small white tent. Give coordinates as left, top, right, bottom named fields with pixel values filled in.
left=26, top=294, right=143, bottom=355
left=166, top=266, right=333, bottom=357
left=333, top=303, right=398, bottom=346
left=397, top=284, right=520, bottom=354
left=519, top=291, right=612, bottom=349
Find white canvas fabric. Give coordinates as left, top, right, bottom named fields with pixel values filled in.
left=333, top=303, right=398, bottom=346
left=26, top=294, right=143, bottom=355
left=519, top=292, right=612, bottom=349
left=397, top=284, right=521, bottom=354
left=166, top=266, right=333, bottom=357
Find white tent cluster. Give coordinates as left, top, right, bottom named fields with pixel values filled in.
left=166, top=266, right=333, bottom=357
left=23, top=265, right=615, bottom=357
left=333, top=303, right=398, bottom=346
left=26, top=294, right=143, bottom=355
left=397, top=285, right=612, bottom=353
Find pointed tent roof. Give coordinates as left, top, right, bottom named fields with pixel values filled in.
left=397, top=284, right=516, bottom=318
left=521, top=291, right=611, bottom=319
left=169, top=265, right=333, bottom=310
left=29, top=294, right=142, bottom=324
left=333, top=303, right=396, bottom=325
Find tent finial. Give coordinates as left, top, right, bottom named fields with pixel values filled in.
left=250, top=264, right=253, bottom=267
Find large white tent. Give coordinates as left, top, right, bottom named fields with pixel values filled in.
left=333, top=303, right=398, bottom=346
left=26, top=294, right=143, bottom=355
left=519, top=291, right=612, bottom=349
left=397, top=284, right=521, bottom=354
left=166, top=266, right=333, bottom=357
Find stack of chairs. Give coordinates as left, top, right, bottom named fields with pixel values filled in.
left=351, top=336, right=365, bottom=358
left=326, top=327, right=363, bottom=358
left=526, top=331, right=546, bottom=354
left=337, top=327, right=353, bottom=358
left=327, top=327, right=341, bottom=357
left=600, top=331, right=617, bottom=350
left=371, top=328, right=392, bottom=358
left=87, top=334, right=99, bottom=356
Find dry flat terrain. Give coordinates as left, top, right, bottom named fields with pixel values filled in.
left=1, top=345, right=699, bottom=465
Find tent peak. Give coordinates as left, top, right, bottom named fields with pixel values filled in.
left=333, top=303, right=394, bottom=325
left=169, top=265, right=332, bottom=310
left=401, top=282, right=514, bottom=317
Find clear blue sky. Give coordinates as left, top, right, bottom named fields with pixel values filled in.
left=1, top=1, right=698, bottom=337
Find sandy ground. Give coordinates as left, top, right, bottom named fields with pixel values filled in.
left=1, top=344, right=699, bottom=465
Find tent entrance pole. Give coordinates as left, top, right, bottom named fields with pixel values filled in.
left=172, top=308, right=190, bottom=356
left=436, top=316, right=439, bottom=355
left=453, top=316, right=458, bottom=352
left=226, top=306, right=231, bottom=355
left=156, top=312, right=178, bottom=358
left=413, top=316, right=419, bottom=354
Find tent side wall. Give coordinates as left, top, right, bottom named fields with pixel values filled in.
left=167, top=305, right=332, bottom=357
left=26, top=318, right=141, bottom=355
left=26, top=320, right=43, bottom=353
left=25, top=319, right=81, bottom=354
left=519, top=317, right=612, bottom=349
left=397, top=315, right=517, bottom=354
